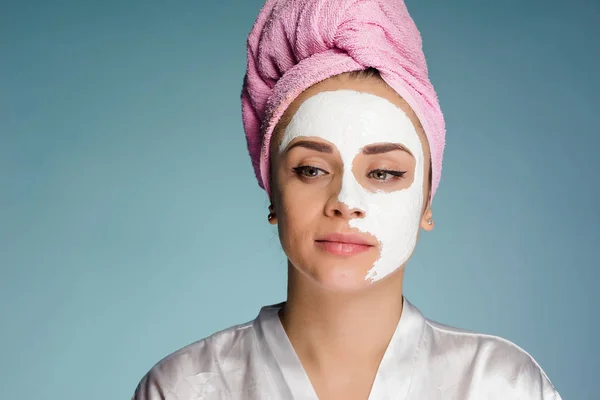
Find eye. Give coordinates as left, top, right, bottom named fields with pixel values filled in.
left=293, top=165, right=328, bottom=178
left=368, top=169, right=406, bottom=181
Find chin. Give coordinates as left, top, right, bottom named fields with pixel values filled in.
left=305, top=255, right=381, bottom=292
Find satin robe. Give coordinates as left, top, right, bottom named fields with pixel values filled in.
left=133, top=298, right=561, bottom=399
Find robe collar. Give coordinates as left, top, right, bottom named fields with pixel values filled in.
left=253, top=297, right=426, bottom=399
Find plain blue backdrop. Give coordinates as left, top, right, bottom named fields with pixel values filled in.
left=1, top=0, right=598, bottom=399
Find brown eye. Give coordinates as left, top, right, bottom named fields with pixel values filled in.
left=371, top=170, right=388, bottom=180
left=303, top=167, right=319, bottom=177
left=368, top=169, right=406, bottom=181
left=293, top=166, right=328, bottom=178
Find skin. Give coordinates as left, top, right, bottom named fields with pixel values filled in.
left=268, top=73, right=434, bottom=400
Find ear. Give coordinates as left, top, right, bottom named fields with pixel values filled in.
left=420, top=207, right=434, bottom=231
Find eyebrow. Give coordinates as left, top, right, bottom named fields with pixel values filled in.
left=284, top=140, right=413, bottom=157
left=362, top=143, right=413, bottom=157
left=285, top=140, right=333, bottom=153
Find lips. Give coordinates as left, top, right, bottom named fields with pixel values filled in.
left=315, top=233, right=376, bottom=256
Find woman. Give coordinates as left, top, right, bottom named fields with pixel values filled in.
left=133, top=0, right=562, bottom=398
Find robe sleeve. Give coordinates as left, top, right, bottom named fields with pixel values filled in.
left=132, top=368, right=167, bottom=400
left=512, top=354, right=562, bottom=400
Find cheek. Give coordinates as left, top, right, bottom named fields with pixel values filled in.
left=350, top=183, right=424, bottom=245
left=275, top=180, right=326, bottom=239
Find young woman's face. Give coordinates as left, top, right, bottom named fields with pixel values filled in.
left=270, top=75, right=433, bottom=292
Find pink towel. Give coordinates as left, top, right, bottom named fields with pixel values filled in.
left=241, top=0, right=445, bottom=204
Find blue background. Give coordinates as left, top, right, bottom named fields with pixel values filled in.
left=2, top=0, right=598, bottom=398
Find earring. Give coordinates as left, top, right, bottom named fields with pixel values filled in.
left=427, top=219, right=433, bottom=225
left=268, top=204, right=276, bottom=222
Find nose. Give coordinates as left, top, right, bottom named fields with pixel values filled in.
left=324, top=196, right=365, bottom=220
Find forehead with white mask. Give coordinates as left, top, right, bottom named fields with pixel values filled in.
left=279, top=90, right=425, bottom=282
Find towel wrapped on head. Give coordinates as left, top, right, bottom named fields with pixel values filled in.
left=241, top=0, right=445, bottom=203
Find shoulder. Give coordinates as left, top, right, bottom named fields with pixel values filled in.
left=422, top=318, right=561, bottom=399
left=132, top=319, right=256, bottom=400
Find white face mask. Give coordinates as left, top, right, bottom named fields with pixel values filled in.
left=279, top=90, right=425, bottom=282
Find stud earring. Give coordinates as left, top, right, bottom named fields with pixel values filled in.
left=427, top=219, right=433, bottom=225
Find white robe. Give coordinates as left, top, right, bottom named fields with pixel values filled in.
left=133, top=298, right=561, bottom=399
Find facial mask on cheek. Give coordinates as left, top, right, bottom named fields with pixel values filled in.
left=280, top=90, right=425, bottom=282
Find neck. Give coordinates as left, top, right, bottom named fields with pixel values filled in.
left=280, top=262, right=405, bottom=371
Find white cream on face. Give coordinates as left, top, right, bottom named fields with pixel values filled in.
left=279, top=90, right=425, bottom=282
